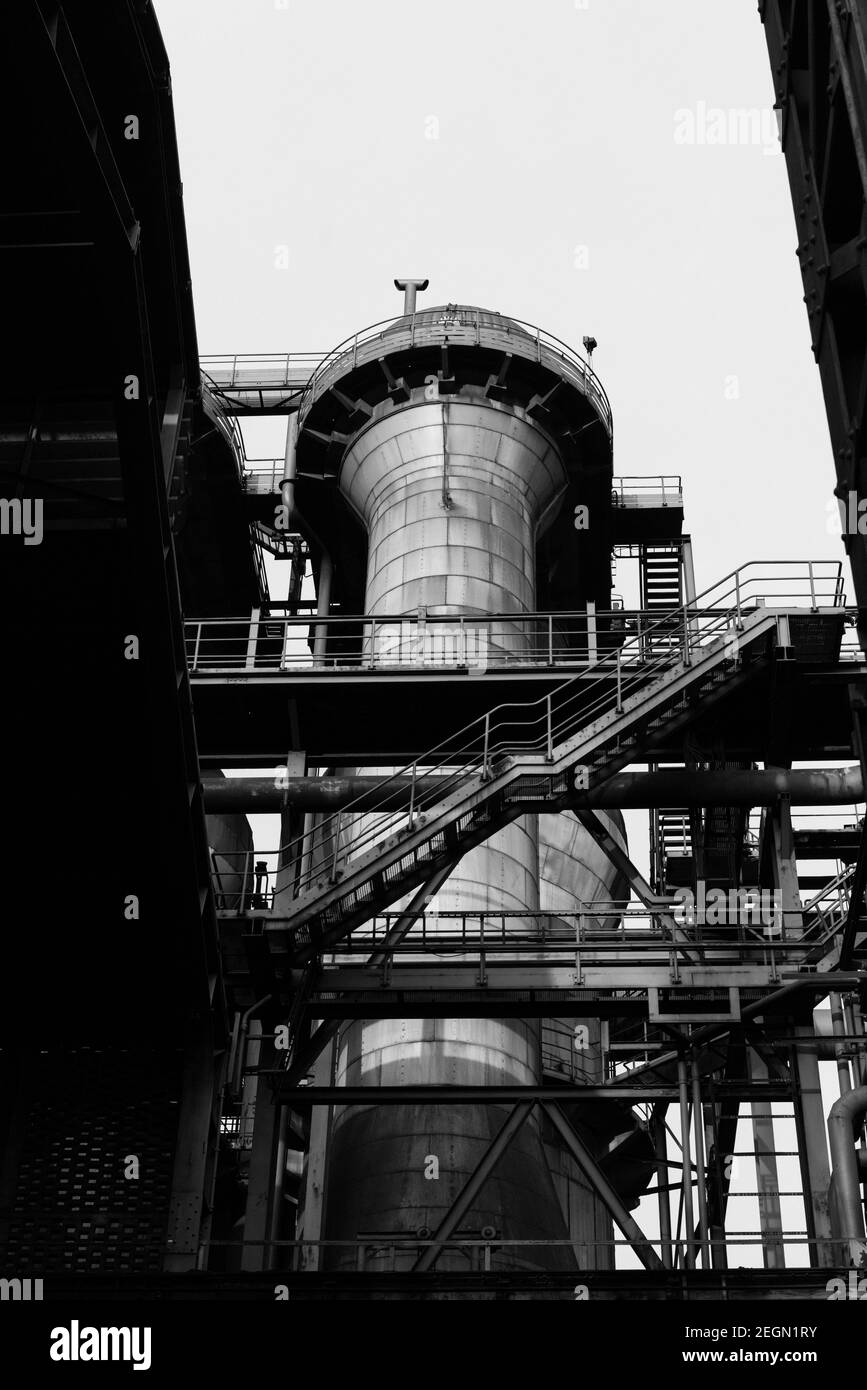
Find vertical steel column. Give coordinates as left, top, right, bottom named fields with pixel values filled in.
left=677, top=1057, right=696, bottom=1269
left=653, top=1106, right=673, bottom=1268
left=767, top=796, right=802, bottom=938
left=267, top=1105, right=290, bottom=1270
left=586, top=600, right=597, bottom=663
left=843, top=997, right=867, bottom=1089
left=542, top=1102, right=664, bottom=1272
left=241, top=1034, right=281, bottom=1272
left=245, top=607, right=260, bottom=671
left=747, top=1045, right=785, bottom=1269
left=793, top=1026, right=836, bottom=1267
left=830, top=992, right=853, bottom=1097
left=295, top=1039, right=335, bottom=1271
left=164, top=1022, right=219, bottom=1274
left=691, top=1053, right=711, bottom=1267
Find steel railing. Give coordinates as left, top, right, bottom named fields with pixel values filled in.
left=215, top=560, right=847, bottom=909
left=199, top=1231, right=845, bottom=1270
left=294, top=308, right=614, bottom=436
left=240, top=461, right=669, bottom=501
left=200, top=353, right=325, bottom=389
left=611, top=475, right=683, bottom=507
left=200, top=306, right=613, bottom=436
left=185, top=561, right=850, bottom=674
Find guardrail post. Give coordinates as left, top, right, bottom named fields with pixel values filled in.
left=586, top=601, right=597, bottom=663
left=330, top=813, right=343, bottom=883
left=192, top=622, right=202, bottom=672
left=408, top=762, right=417, bottom=828
left=246, top=607, right=261, bottom=671
left=808, top=560, right=817, bottom=610
left=615, top=648, right=622, bottom=712
left=482, top=712, right=491, bottom=780
left=239, top=853, right=249, bottom=917
left=548, top=613, right=553, bottom=665
left=735, top=571, right=742, bottom=628
left=682, top=602, right=691, bottom=666
left=546, top=695, right=553, bottom=761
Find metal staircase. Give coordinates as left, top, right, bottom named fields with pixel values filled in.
left=803, top=864, right=867, bottom=962
left=652, top=795, right=693, bottom=891
left=275, top=580, right=786, bottom=962
left=640, top=542, right=684, bottom=658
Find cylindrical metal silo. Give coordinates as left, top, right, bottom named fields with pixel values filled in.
left=296, top=303, right=629, bottom=1279
left=324, top=378, right=574, bottom=1273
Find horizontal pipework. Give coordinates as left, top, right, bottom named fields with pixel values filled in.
left=202, top=765, right=864, bottom=813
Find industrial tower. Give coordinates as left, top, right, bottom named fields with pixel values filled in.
left=191, top=286, right=866, bottom=1296
left=1, top=0, right=866, bottom=1304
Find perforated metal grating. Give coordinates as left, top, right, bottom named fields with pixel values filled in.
left=3, top=1048, right=184, bottom=1274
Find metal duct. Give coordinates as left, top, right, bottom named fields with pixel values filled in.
left=827, top=1086, right=867, bottom=1263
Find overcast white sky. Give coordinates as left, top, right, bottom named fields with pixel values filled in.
left=158, top=0, right=849, bottom=602
left=157, top=1, right=858, bottom=1269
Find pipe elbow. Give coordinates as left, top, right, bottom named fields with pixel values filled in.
left=829, top=1086, right=867, bottom=1128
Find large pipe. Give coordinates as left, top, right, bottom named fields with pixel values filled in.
left=280, top=412, right=334, bottom=666
left=826, top=1086, right=867, bottom=1260
left=202, top=765, right=864, bottom=814
left=830, top=993, right=852, bottom=1096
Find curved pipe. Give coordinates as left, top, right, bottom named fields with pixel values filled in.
left=827, top=1086, right=867, bottom=1256
left=232, top=994, right=272, bottom=1100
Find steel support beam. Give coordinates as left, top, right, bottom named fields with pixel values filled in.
left=574, top=810, right=696, bottom=960
left=241, top=1036, right=282, bottom=1272
left=412, top=1101, right=535, bottom=1273
left=748, top=1045, right=786, bottom=1270
left=839, top=823, right=867, bottom=970
left=282, top=859, right=465, bottom=1086
left=761, top=0, right=867, bottom=636
left=164, top=1023, right=220, bottom=1273
left=677, top=1057, right=696, bottom=1270
left=793, top=1025, right=836, bottom=1267
left=541, top=1101, right=664, bottom=1272
left=652, top=1105, right=673, bottom=1269
left=293, top=1041, right=335, bottom=1272
left=367, top=858, right=465, bottom=966
left=264, top=1084, right=793, bottom=1104
left=28, top=1, right=140, bottom=250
